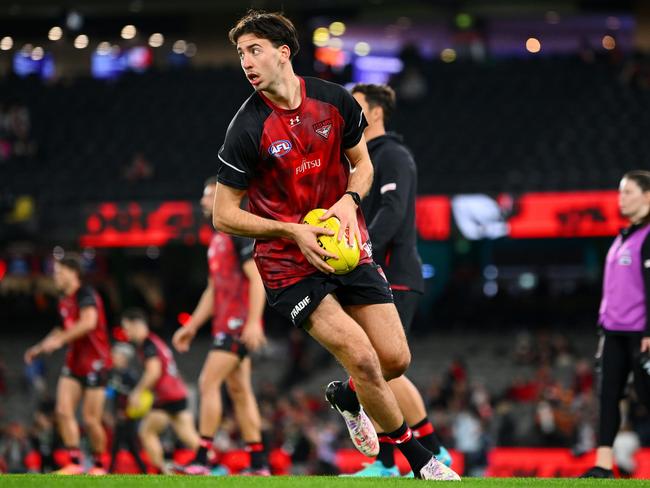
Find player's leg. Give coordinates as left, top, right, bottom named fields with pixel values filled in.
left=139, top=409, right=171, bottom=473
left=54, top=374, right=84, bottom=473
left=189, top=348, right=240, bottom=471
left=308, top=295, right=456, bottom=480
left=82, top=386, right=108, bottom=473
left=225, top=356, right=269, bottom=473
left=308, top=295, right=403, bottom=429
left=170, top=409, right=201, bottom=451
left=341, top=301, right=458, bottom=480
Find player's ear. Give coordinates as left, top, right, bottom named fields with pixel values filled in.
left=279, top=44, right=291, bottom=63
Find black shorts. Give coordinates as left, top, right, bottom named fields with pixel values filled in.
left=61, top=366, right=108, bottom=388
left=266, top=262, right=394, bottom=328
left=153, top=398, right=188, bottom=416
left=212, top=332, right=248, bottom=359
left=392, top=289, right=422, bottom=334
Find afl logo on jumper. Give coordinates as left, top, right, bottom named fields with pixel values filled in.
left=268, top=140, right=292, bottom=157
left=619, top=249, right=632, bottom=266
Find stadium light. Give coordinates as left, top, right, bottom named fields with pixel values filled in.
left=354, top=41, right=371, bottom=56
left=121, top=24, right=137, bottom=40
left=148, top=33, right=164, bottom=48
left=31, top=46, right=44, bottom=61
left=48, top=26, right=63, bottom=41
left=441, top=48, right=456, bottom=63
left=329, top=21, right=346, bottom=36
left=602, top=35, right=616, bottom=50
left=74, top=34, right=89, bottom=49
left=172, top=40, right=187, bottom=54
left=313, top=27, right=329, bottom=47
left=0, top=36, right=12, bottom=51
left=526, top=37, right=541, bottom=53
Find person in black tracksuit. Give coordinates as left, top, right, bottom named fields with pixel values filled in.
left=581, top=170, right=650, bottom=479
left=346, top=83, right=451, bottom=477
left=107, top=343, right=147, bottom=474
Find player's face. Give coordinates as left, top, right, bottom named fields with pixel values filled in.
left=53, top=262, right=73, bottom=291
left=201, top=184, right=215, bottom=218
left=121, top=319, right=146, bottom=343
left=619, top=177, right=650, bottom=220
left=236, top=34, right=283, bottom=92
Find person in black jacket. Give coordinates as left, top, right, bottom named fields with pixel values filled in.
left=107, top=343, right=147, bottom=474
left=346, top=83, right=451, bottom=477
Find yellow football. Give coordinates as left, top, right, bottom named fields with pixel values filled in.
left=126, top=389, right=154, bottom=419
left=303, top=208, right=360, bottom=275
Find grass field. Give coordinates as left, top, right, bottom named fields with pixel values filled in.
left=1, top=476, right=649, bottom=487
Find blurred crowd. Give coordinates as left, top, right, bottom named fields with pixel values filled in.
left=1, top=329, right=649, bottom=475
left=0, top=102, right=36, bottom=163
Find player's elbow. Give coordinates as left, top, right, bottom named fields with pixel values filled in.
left=212, top=210, right=227, bottom=232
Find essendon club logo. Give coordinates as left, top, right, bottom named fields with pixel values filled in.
left=313, top=119, right=333, bottom=139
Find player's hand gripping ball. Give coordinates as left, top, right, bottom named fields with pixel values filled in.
left=303, top=208, right=360, bottom=275
left=126, top=389, right=154, bottom=419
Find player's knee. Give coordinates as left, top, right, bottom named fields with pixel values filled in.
left=225, top=379, right=247, bottom=402
left=82, top=413, right=101, bottom=430
left=55, top=405, right=74, bottom=423
left=349, top=346, right=383, bottom=384
left=198, top=373, right=220, bottom=395
left=382, top=352, right=411, bottom=381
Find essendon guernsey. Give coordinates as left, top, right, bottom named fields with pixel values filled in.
left=58, top=285, right=111, bottom=376
left=217, top=76, right=372, bottom=289
left=139, top=333, right=187, bottom=405
left=208, top=231, right=253, bottom=336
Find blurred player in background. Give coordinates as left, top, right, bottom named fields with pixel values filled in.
left=213, top=10, right=459, bottom=480
left=581, top=170, right=650, bottom=478
left=172, top=177, right=269, bottom=475
left=106, top=342, right=147, bottom=474
left=121, top=308, right=200, bottom=474
left=24, top=253, right=111, bottom=475
left=345, top=83, right=451, bottom=476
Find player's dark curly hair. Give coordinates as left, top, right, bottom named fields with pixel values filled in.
left=58, top=253, right=84, bottom=278
left=351, top=83, right=396, bottom=124
left=229, top=9, right=300, bottom=60
left=122, top=307, right=149, bottom=324
left=623, top=170, right=650, bottom=225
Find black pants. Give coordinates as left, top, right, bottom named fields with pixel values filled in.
left=598, top=334, right=650, bottom=446
left=109, top=419, right=147, bottom=473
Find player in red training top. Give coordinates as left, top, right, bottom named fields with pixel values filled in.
left=121, top=308, right=200, bottom=474
left=213, top=10, right=459, bottom=481
left=24, top=253, right=111, bottom=475
left=172, top=176, right=268, bottom=476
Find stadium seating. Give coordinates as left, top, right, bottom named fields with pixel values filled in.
left=2, top=57, right=649, bottom=209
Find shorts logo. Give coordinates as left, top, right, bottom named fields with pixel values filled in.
left=313, top=119, right=332, bottom=139
left=296, top=158, right=321, bottom=177
left=268, top=140, right=292, bottom=157
left=228, top=317, right=244, bottom=330
left=291, top=295, right=311, bottom=321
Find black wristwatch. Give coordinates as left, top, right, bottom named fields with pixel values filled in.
left=345, top=191, right=361, bottom=206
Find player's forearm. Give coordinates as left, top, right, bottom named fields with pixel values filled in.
left=245, top=272, right=266, bottom=326
left=213, top=203, right=298, bottom=240
left=57, top=321, right=95, bottom=344
left=39, top=327, right=63, bottom=346
left=186, top=286, right=214, bottom=331
left=135, top=360, right=161, bottom=392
